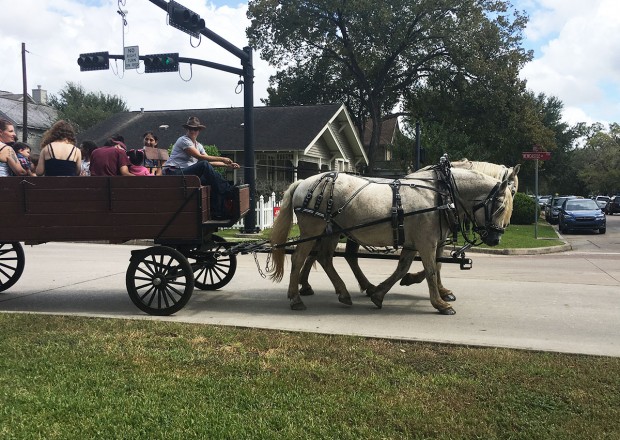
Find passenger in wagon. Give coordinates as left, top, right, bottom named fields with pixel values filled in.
left=127, top=149, right=152, bottom=176
left=90, top=138, right=133, bottom=176
left=163, top=116, right=240, bottom=218
left=142, top=131, right=163, bottom=176
left=36, top=120, right=82, bottom=176
left=79, top=140, right=98, bottom=176
left=0, top=119, right=27, bottom=176
left=12, top=142, right=36, bottom=176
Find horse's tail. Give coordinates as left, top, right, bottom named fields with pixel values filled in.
left=269, top=179, right=303, bottom=283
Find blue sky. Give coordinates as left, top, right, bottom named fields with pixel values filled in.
left=1, top=0, right=618, bottom=127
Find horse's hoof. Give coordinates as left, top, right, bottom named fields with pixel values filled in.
left=438, top=307, right=456, bottom=315
left=365, top=285, right=377, bottom=297
left=290, top=300, right=307, bottom=311
left=442, top=293, right=456, bottom=302
left=338, top=294, right=352, bottom=306
left=299, top=286, right=315, bottom=296
left=400, top=272, right=426, bottom=286
left=370, top=294, right=383, bottom=309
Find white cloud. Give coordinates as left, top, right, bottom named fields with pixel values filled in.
left=518, top=0, right=620, bottom=125
left=0, top=0, right=274, bottom=111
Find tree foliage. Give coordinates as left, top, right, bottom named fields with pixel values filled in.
left=48, top=82, right=129, bottom=133
left=510, top=192, right=536, bottom=225
left=247, top=0, right=532, bottom=173
left=574, top=123, right=620, bottom=195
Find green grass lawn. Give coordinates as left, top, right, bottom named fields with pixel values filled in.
left=218, top=223, right=563, bottom=250
left=0, top=314, right=617, bottom=439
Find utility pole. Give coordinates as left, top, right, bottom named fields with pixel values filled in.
left=21, top=42, right=28, bottom=142
left=147, top=0, right=256, bottom=232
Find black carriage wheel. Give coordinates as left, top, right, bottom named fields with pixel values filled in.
left=126, top=246, right=194, bottom=316
left=191, top=235, right=237, bottom=291
left=0, top=242, right=25, bottom=293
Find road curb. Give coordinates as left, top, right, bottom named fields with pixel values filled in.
left=119, top=227, right=572, bottom=256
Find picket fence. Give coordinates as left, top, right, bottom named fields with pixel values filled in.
left=228, top=192, right=294, bottom=230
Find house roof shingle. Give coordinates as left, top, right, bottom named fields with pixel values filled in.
left=0, top=96, right=57, bottom=131
left=78, top=104, right=346, bottom=152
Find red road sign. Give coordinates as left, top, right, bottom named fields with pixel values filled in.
left=522, top=151, right=551, bottom=160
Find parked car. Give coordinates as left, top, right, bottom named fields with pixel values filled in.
left=595, top=200, right=608, bottom=212
left=606, top=196, right=620, bottom=215
left=545, top=196, right=576, bottom=224
left=558, top=198, right=606, bottom=234
left=538, top=195, right=551, bottom=208
left=595, top=195, right=611, bottom=204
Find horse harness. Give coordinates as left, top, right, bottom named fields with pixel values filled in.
left=293, top=165, right=458, bottom=250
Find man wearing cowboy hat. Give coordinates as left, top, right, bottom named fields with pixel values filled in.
left=163, top=116, right=239, bottom=218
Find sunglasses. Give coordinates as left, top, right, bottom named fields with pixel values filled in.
left=188, top=127, right=202, bottom=132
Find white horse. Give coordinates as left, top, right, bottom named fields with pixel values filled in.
left=297, top=160, right=520, bottom=301
left=269, top=165, right=513, bottom=314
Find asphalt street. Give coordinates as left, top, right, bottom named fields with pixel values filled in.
left=1, top=218, right=619, bottom=357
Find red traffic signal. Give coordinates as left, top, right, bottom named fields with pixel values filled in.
left=77, top=52, right=110, bottom=71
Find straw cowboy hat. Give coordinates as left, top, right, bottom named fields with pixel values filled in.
left=182, top=116, right=206, bottom=130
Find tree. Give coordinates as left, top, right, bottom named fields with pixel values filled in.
left=575, top=123, right=620, bottom=195
left=48, top=82, right=129, bottom=133
left=247, top=0, right=531, bottom=172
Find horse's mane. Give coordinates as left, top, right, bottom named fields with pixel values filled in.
left=452, top=159, right=508, bottom=180
left=452, top=158, right=519, bottom=194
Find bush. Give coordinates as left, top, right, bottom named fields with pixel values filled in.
left=511, top=192, right=538, bottom=225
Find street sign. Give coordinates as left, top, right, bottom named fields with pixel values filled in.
left=124, top=46, right=139, bottom=69
left=522, top=151, right=551, bottom=160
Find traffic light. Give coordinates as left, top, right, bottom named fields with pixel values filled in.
left=167, top=0, right=205, bottom=38
left=77, top=52, right=109, bottom=71
left=143, top=53, right=179, bottom=73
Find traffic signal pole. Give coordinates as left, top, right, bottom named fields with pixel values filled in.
left=146, top=0, right=256, bottom=232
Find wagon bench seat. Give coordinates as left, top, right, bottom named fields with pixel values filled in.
left=0, top=176, right=248, bottom=243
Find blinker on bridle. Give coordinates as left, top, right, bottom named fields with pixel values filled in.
left=471, top=181, right=506, bottom=237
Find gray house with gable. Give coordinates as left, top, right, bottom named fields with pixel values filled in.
left=0, top=86, right=58, bottom=150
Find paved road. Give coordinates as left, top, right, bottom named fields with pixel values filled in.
left=1, top=223, right=619, bottom=356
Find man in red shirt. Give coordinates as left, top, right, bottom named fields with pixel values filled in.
left=90, top=140, right=133, bottom=176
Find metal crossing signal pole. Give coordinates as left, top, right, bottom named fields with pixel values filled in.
left=146, top=0, right=256, bottom=232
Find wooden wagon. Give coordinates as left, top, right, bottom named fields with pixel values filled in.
left=0, top=176, right=250, bottom=315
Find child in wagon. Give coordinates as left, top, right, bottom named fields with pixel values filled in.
left=127, top=149, right=152, bottom=176
left=12, top=142, right=36, bottom=176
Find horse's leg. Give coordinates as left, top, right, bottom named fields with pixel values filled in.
left=436, top=261, right=456, bottom=302
left=299, top=245, right=319, bottom=296
left=419, top=249, right=455, bottom=315
left=368, top=249, right=416, bottom=309
left=287, top=240, right=318, bottom=310
left=316, top=243, right=352, bottom=306
left=343, top=239, right=375, bottom=294
left=399, top=270, right=426, bottom=286
left=399, top=246, right=455, bottom=302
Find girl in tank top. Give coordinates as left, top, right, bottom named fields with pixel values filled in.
left=36, top=120, right=82, bottom=176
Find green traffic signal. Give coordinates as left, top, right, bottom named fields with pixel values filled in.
left=143, top=53, right=179, bottom=73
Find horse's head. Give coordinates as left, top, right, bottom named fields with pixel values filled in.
left=470, top=178, right=512, bottom=246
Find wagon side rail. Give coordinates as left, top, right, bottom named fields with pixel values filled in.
left=0, top=176, right=207, bottom=244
